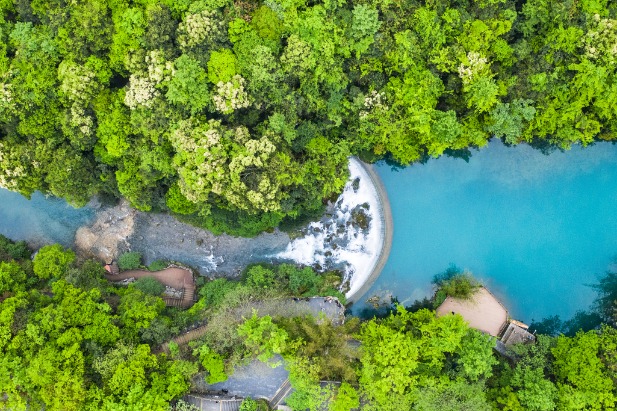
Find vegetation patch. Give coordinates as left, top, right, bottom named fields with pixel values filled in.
left=118, top=251, right=143, bottom=270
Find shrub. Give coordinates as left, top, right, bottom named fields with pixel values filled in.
left=118, top=251, right=142, bottom=270
left=244, top=265, right=277, bottom=288
left=133, top=276, right=165, bottom=296
left=432, top=265, right=481, bottom=302
left=148, top=260, right=169, bottom=271
left=174, top=399, right=199, bottom=411
left=239, top=398, right=257, bottom=411
left=288, top=266, right=321, bottom=294
left=198, top=278, right=238, bottom=308
left=194, top=344, right=227, bottom=384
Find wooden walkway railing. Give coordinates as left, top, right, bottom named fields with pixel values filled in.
left=104, top=264, right=196, bottom=308
left=184, top=394, right=242, bottom=411
left=160, top=324, right=209, bottom=353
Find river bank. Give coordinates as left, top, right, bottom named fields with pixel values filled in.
left=71, top=157, right=391, bottom=296
left=75, top=201, right=290, bottom=277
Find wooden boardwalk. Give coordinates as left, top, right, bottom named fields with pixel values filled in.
left=105, top=265, right=196, bottom=308
left=184, top=394, right=243, bottom=411
left=159, top=324, right=209, bottom=354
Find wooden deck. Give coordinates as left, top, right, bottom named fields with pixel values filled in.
left=436, top=287, right=508, bottom=337
left=105, top=266, right=195, bottom=308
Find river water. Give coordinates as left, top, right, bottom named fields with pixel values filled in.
left=360, top=140, right=617, bottom=323
left=2, top=140, right=617, bottom=323
left=0, top=189, right=95, bottom=248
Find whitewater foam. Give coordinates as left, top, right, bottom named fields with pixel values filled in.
left=275, top=158, right=385, bottom=298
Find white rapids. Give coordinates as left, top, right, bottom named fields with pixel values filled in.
left=275, top=158, right=385, bottom=298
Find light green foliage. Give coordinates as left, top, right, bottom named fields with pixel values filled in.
left=414, top=381, right=492, bottom=411
left=239, top=397, right=258, bottom=411
left=552, top=330, right=616, bottom=409
left=168, top=341, right=180, bottom=357
left=457, top=330, right=498, bottom=381
left=207, top=49, right=237, bottom=83
left=119, top=288, right=166, bottom=338
left=194, top=343, right=227, bottom=383
left=166, top=184, right=199, bottom=215
left=358, top=307, right=476, bottom=410
left=0, top=261, right=26, bottom=293
left=350, top=5, right=381, bottom=57
left=110, top=7, right=146, bottom=71
left=285, top=357, right=330, bottom=411
left=33, top=244, right=75, bottom=280
left=329, top=382, right=360, bottom=411
left=91, top=342, right=197, bottom=409
left=118, top=251, right=142, bottom=270
left=238, top=310, right=288, bottom=364
left=251, top=6, right=284, bottom=43
left=0, top=239, right=197, bottom=410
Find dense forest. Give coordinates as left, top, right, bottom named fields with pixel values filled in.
left=1, top=236, right=616, bottom=410
left=1, top=0, right=617, bottom=234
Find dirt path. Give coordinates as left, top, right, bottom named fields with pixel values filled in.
left=105, top=266, right=195, bottom=307
left=346, top=159, right=394, bottom=303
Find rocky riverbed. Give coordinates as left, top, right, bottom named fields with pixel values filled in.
left=75, top=200, right=290, bottom=277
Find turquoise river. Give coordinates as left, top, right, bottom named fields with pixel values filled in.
left=1, top=140, right=617, bottom=323
left=364, top=140, right=617, bottom=323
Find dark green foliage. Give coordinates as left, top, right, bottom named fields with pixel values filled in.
left=531, top=311, right=604, bottom=337
left=0, top=235, right=30, bottom=261
left=118, top=251, right=142, bottom=270
left=7, top=0, right=617, bottom=236
left=133, top=276, right=166, bottom=296
left=592, top=270, right=617, bottom=325
left=64, top=259, right=107, bottom=292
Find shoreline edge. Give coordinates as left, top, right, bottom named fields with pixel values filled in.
left=346, top=158, right=394, bottom=304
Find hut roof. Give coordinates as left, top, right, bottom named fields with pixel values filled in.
left=436, top=287, right=508, bottom=337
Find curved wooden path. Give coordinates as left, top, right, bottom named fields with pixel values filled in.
left=105, top=266, right=195, bottom=308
